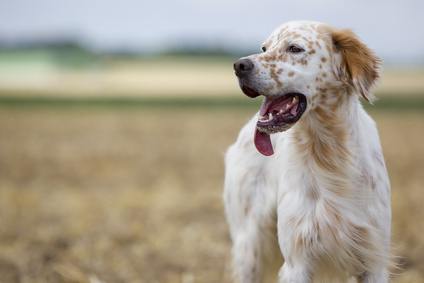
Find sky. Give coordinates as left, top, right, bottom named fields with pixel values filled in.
left=1, top=0, right=424, bottom=63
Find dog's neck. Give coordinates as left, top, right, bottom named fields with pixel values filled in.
left=291, top=92, right=361, bottom=177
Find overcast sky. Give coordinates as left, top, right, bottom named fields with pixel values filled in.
left=1, top=0, right=424, bottom=63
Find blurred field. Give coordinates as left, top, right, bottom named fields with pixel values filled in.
left=0, top=50, right=423, bottom=283
left=0, top=56, right=424, bottom=98
left=0, top=106, right=423, bottom=283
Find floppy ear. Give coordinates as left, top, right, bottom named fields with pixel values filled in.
left=332, top=29, right=381, bottom=102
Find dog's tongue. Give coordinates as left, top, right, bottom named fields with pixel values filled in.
left=254, top=98, right=274, bottom=156
left=254, top=129, right=274, bottom=156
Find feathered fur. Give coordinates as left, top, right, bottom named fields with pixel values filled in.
left=224, top=21, right=391, bottom=283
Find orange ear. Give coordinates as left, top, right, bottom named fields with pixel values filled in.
left=332, top=29, right=381, bottom=102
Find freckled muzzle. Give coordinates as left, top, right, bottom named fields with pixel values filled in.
left=233, top=57, right=307, bottom=156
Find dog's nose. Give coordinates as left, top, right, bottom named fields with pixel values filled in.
left=234, top=58, right=254, bottom=77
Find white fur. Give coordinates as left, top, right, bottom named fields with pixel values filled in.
left=224, top=21, right=391, bottom=283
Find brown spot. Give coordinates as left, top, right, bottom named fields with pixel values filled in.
left=299, top=59, right=308, bottom=66
left=288, top=71, right=295, bottom=77
left=278, top=53, right=288, bottom=62
left=315, top=41, right=322, bottom=48
left=260, top=52, right=278, bottom=62
left=270, top=67, right=283, bottom=88
left=321, top=57, right=327, bottom=63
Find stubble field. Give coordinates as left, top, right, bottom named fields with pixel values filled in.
left=0, top=106, right=423, bottom=283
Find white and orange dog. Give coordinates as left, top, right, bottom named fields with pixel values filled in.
left=224, top=21, right=391, bottom=283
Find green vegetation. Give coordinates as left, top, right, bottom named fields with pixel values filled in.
left=0, top=94, right=423, bottom=111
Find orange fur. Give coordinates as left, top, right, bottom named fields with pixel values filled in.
left=331, top=29, right=381, bottom=102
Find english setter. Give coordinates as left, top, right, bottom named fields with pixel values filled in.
left=224, top=21, right=391, bottom=283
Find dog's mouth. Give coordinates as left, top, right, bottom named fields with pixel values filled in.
left=254, top=93, right=307, bottom=156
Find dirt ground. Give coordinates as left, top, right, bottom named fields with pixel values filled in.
left=0, top=108, right=423, bottom=283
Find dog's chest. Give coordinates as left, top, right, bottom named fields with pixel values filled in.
left=271, top=151, right=368, bottom=271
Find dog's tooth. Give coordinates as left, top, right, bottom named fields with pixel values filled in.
left=293, top=96, right=298, bottom=103
left=269, top=113, right=273, bottom=120
left=278, top=109, right=283, bottom=114
left=290, top=106, right=297, bottom=116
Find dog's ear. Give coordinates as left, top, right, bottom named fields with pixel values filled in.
left=331, top=29, right=381, bottom=102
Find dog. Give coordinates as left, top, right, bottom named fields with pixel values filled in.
left=224, top=21, right=391, bottom=283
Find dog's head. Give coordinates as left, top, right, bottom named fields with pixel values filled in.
left=234, top=21, right=381, bottom=156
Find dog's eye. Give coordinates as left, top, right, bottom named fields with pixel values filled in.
left=287, top=45, right=304, bottom=53
left=261, top=46, right=267, bottom=52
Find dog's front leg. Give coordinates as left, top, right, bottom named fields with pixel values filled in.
left=277, top=204, right=313, bottom=283
left=278, top=262, right=312, bottom=283
left=277, top=233, right=313, bottom=283
left=232, top=229, right=264, bottom=283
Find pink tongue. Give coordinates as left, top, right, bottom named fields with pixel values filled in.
left=254, top=129, right=274, bottom=156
